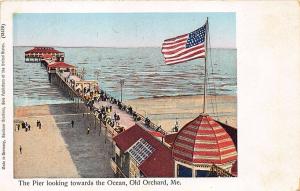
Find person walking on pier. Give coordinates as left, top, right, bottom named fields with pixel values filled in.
left=71, top=120, right=74, bottom=128
left=87, top=127, right=90, bottom=135
left=114, top=112, right=117, bottom=122
left=19, top=145, right=22, bottom=154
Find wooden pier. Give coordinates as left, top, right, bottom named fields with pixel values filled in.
left=38, top=55, right=167, bottom=138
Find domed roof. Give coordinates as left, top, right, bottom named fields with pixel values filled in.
left=172, top=114, right=237, bottom=165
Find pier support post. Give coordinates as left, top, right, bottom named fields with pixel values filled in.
left=48, top=73, right=51, bottom=82
left=94, top=113, right=96, bottom=129
left=105, top=124, right=107, bottom=144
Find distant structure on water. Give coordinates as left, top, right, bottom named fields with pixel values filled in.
left=25, top=47, right=64, bottom=63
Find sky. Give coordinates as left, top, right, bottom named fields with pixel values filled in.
left=14, top=13, right=235, bottom=48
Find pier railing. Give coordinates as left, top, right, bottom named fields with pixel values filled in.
left=56, top=71, right=80, bottom=97
left=103, top=94, right=167, bottom=135
left=45, top=59, right=167, bottom=136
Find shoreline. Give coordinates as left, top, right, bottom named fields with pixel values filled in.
left=15, top=94, right=237, bottom=130
left=13, top=93, right=236, bottom=107
left=133, top=93, right=236, bottom=100
left=125, top=94, right=237, bottom=131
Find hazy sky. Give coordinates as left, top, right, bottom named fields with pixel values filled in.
left=14, top=13, right=235, bottom=48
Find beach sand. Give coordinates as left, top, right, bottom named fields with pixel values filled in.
left=13, top=95, right=236, bottom=177
left=14, top=103, right=114, bottom=178
left=14, top=105, right=79, bottom=178
left=125, top=95, right=237, bottom=132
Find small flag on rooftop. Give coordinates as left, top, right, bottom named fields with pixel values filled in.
left=161, top=22, right=207, bottom=65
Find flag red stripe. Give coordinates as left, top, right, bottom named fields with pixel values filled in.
left=161, top=42, right=186, bottom=51
left=162, top=43, right=204, bottom=56
left=161, top=45, right=185, bottom=54
left=163, top=38, right=188, bottom=46
left=164, top=34, right=188, bottom=43
left=161, top=41, right=187, bottom=51
left=165, top=55, right=205, bottom=65
left=165, top=49, right=205, bottom=63
left=162, top=47, right=185, bottom=55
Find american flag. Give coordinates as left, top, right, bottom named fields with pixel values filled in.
left=161, top=23, right=207, bottom=65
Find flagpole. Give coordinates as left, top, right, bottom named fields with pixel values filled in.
left=203, top=17, right=209, bottom=114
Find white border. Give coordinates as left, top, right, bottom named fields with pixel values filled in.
left=1, top=1, right=300, bottom=191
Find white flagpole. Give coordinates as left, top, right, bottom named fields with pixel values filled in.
left=203, top=17, right=209, bottom=113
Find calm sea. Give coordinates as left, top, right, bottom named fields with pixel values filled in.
left=14, top=47, right=236, bottom=107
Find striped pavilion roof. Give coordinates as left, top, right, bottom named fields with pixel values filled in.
left=172, top=114, right=237, bottom=165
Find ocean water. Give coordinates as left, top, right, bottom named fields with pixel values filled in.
left=14, top=47, right=236, bottom=107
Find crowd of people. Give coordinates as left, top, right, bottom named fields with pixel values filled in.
left=82, top=89, right=166, bottom=135
left=57, top=66, right=167, bottom=136
left=61, top=82, right=166, bottom=136
left=15, top=120, right=43, bottom=155
left=15, top=120, right=43, bottom=133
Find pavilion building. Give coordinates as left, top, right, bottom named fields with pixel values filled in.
left=172, top=113, right=237, bottom=177
left=111, top=113, right=237, bottom=177
left=111, top=124, right=174, bottom=178
left=25, top=47, right=64, bottom=63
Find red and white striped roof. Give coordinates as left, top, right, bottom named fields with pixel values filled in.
left=25, top=47, right=63, bottom=54
left=172, top=114, right=237, bottom=165
left=48, top=62, right=75, bottom=69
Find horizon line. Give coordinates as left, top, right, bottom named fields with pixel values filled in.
left=13, top=45, right=237, bottom=49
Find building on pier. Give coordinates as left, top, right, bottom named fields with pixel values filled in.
left=111, top=114, right=237, bottom=177
left=47, top=61, right=77, bottom=84
left=46, top=60, right=99, bottom=101
left=111, top=124, right=174, bottom=178
left=41, top=54, right=56, bottom=65
left=47, top=62, right=77, bottom=75
left=172, top=113, right=237, bottom=177
left=25, top=47, right=64, bottom=63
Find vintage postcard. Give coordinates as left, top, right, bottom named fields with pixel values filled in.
left=0, top=1, right=300, bottom=191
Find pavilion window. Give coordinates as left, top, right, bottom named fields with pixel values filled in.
left=196, top=170, right=210, bottom=177
left=177, top=164, right=192, bottom=177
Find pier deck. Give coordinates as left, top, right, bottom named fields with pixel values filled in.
left=43, top=59, right=166, bottom=139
